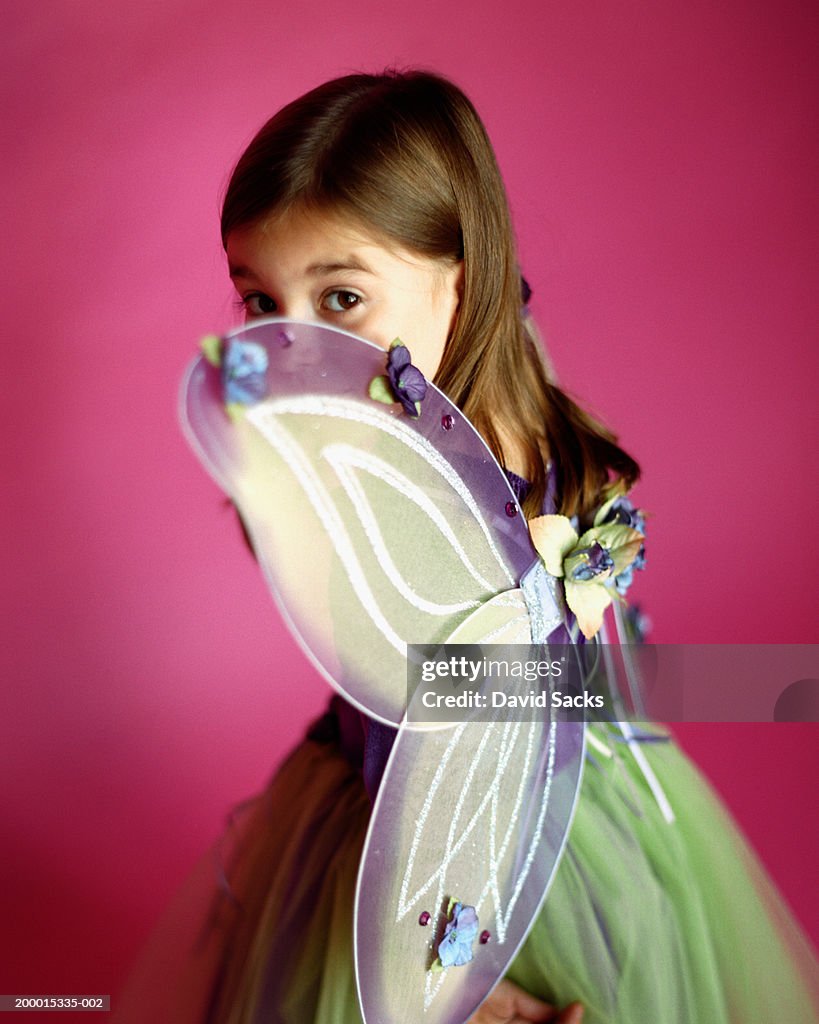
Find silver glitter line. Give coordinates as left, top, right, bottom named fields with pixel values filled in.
left=520, top=560, right=563, bottom=643
left=323, top=442, right=492, bottom=609
left=500, top=719, right=557, bottom=932
left=396, top=722, right=467, bottom=917
left=416, top=717, right=557, bottom=1010
left=483, top=722, right=538, bottom=939
left=245, top=405, right=406, bottom=655
left=263, top=395, right=517, bottom=585
left=397, top=722, right=499, bottom=917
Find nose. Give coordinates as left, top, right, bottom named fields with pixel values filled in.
left=276, top=298, right=318, bottom=323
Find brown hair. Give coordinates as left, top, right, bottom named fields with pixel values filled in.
left=221, top=70, right=639, bottom=518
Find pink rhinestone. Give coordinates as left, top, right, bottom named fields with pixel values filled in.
left=418, top=911, right=431, bottom=926
left=441, top=414, right=455, bottom=430
left=278, top=329, right=295, bottom=346
left=480, top=930, right=491, bottom=944
left=505, top=501, right=518, bottom=518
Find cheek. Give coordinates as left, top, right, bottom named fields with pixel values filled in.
left=356, top=289, right=452, bottom=377
left=337, top=306, right=391, bottom=352
left=411, top=335, right=448, bottom=381
left=359, top=324, right=392, bottom=352
left=420, top=299, right=458, bottom=378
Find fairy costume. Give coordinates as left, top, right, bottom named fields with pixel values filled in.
left=126, top=318, right=819, bottom=1024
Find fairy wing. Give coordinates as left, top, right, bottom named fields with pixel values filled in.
left=181, top=318, right=585, bottom=1023
left=356, top=591, right=585, bottom=1023
left=181, top=318, right=538, bottom=726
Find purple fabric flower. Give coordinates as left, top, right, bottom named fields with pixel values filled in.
left=569, top=541, right=615, bottom=582
left=222, top=338, right=269, bottom=406
left=437, top=902, right=479, bottom=968
left=386, top=344, right=427, bottom=416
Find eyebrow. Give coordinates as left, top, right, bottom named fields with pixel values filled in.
left=228, top=258, right=373, bottom=280
left=306, top=258, right=372, bottom=276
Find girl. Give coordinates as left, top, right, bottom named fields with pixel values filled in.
left=118, top=70, right=818, bottom=1024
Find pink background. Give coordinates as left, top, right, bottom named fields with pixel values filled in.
left=2, top=0, right=816, bottom=1010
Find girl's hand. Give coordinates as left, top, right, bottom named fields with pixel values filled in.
left=466, top=979, right=584, bottom=1024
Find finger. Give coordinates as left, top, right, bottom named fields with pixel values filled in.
left=475, top=979, right=557, bottom=1022
left=555, top=1001, right=585, bottom=1024
left=509, top=986, right=558, bottom=1020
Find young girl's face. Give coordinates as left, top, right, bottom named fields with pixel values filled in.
left=226, top=206, right=462, bottom=380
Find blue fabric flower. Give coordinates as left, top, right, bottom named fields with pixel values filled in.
left=613, top=561, right=635, bottom=594
left=386, top=344, right=427, bottom=416
left=437, top=902, right=479, bottom=968
left=603, top=495, right=645, bottom=534
left=602, top=496, right=646, bottom=591
left=569, top=541, right=615, bottom=582
left=222, top=338, right=269, bottom=406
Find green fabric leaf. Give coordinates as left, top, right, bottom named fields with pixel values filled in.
left=201, top=334, right=222, bottom=367
left=593, top=480, right=629, bottom=526
left=528, top=515, right=579, bottom=577
left=564, top=580, right=613, bottom=639
left=368, top=375, right=395, bottom=405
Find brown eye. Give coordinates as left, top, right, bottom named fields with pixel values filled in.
left=323, top=290, right=361, bottom=312
left=245, top=293, right=276, bottom=316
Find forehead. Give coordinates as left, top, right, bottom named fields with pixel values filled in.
left=229, top=208, right=378, bottom=267
left=226, top=207, right=444, bottom=284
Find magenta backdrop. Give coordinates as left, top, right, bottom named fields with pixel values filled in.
left=2, top=0, right=816, bottom=1008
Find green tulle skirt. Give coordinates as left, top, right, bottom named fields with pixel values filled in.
left=121, top=724, right=819, bottom=1024
left=506, top=730, right=819, bottom=1023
